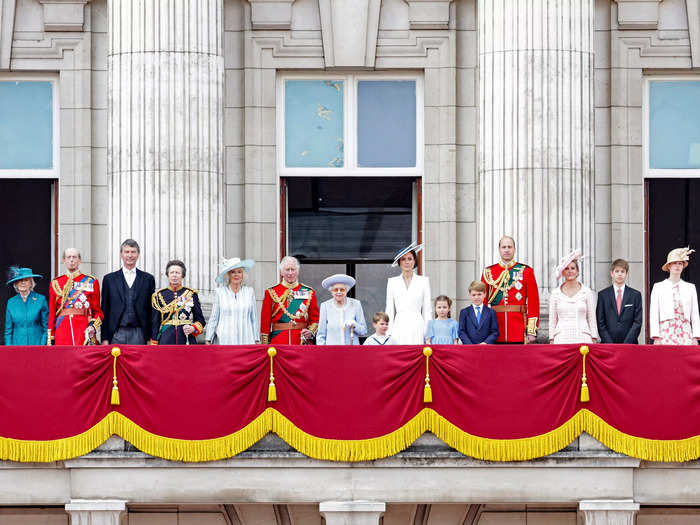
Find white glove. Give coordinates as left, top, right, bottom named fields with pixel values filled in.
left=344, top=320, right=357, bottom=328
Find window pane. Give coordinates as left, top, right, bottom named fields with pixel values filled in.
left=288, top=178, right=413, bottom=260
left=357, top=80, right=416, bottom=168
left=649, top=80, right=700, bottom=169
left=298, top=263, right=347, bottom=303
left=285, top=80, right=344, bottom=168
left=355, top=263, right=401, bottom=330
left=0, top=81, right=53, bottom=169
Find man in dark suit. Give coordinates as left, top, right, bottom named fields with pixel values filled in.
left=101, top=239, right=156, bottom=345
left=596, top=258, right=643, bottom=344
left=459, top=281, right=499, bottom=344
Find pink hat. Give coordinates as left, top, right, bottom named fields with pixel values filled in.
left=555, top=249, right=583, bottom=279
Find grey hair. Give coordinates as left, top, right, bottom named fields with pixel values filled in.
left=62, top=247, right=81, bottom=259
left=278, top=256, right=300, bottom=273
left=120, top=239, right=140, bottom=253
left=13, top=278, right=36, bottom=293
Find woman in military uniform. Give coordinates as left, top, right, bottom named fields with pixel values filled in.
left=150, top=260, right=205, bottom=345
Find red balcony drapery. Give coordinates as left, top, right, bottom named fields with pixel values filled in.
left=1, top=344, right=699, bottom=463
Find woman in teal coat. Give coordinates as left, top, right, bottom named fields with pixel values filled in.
left=4, top=267, right=49, bottom=346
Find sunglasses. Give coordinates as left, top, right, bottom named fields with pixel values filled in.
left=330, top=287, right=347, bottom=293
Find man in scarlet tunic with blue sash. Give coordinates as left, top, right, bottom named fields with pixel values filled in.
left=48, top=248, right=103, bottom=346
left=481, top=236, right=540, bottom=343
left=260, top=256, right=319, bottom=345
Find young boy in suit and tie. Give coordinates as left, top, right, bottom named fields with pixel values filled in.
left=459, top=281, right=499, bottom=344
left=596, top=259, right=643, bottom=344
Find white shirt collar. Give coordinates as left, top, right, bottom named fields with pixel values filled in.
left=473, top=304, right=483, bottom=312
left=122, top=267, right=136, bottom=274
left=613, top=283, right=625, bottom=295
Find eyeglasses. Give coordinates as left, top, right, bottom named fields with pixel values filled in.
left=330, top=287, right=347, bottom=293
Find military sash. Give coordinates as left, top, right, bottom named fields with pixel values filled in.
left=268, top=285, right=312, bottom=339
left=484, top=263, right=525, bottom=305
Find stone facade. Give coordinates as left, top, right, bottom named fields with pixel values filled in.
left=2, top=0, right=700, bottom=522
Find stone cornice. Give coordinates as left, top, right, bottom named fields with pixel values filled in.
left=613, top=0, right=663, bottom=30
left=38, top=0, right=90, bottom=32
left=247, top=0, right=296, bottom=30
left=404, top=0, right=455, bottom=30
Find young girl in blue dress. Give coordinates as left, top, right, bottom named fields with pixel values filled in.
left=425, top=295, right=459, bottom=345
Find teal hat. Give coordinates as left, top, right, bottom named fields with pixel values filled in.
left=215, top=257, right=255, bottom=285
left=7, top=266, right=43, bottom=285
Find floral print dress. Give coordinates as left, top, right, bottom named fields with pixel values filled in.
left=657, top=283, right=697, bottom=345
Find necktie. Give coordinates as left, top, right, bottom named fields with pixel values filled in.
left=616, top=288, right=622, bottom=315
left=476, top=306, right=482, bottom=325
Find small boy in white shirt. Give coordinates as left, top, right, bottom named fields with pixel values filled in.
left=363, top=312, right=399, bottom=345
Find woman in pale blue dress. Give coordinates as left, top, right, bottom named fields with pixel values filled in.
left=205, top=258, right=259, bottom=345
left=317, top=274, right=367, bottom=345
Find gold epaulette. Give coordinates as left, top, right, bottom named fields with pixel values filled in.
left=300, top=283, right=315, bottom=291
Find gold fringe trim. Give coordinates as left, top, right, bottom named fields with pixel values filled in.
left=271, top=410, right=428, bottom=462
left=0, top=411, right=272, bottom=463
left=580, top=409, right=700, bottom=463
left=427, top=408, right=585, bottom=461
left=5, top=408, right=700, bottom=463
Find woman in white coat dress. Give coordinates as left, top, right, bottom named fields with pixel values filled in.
left=385, top=242, right=432, bottom=344
left=650, top=247, right=700, bottom=345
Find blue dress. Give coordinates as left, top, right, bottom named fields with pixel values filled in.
left=317, top=297, right=368, bottom=345
left=4, top=291, right=49, bottom=346
left=425, top=318, right=459, bottom=344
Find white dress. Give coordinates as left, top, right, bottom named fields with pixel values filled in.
left=385, top=274, right=432, bottom=344
left=548, top=284, right=598, bottom=344
left=205, top=285, right=259, bottom=345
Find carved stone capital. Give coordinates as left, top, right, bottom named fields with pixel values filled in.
left=39, top=0, right=90, bottom=32
left=613, top=0, right=663, bottom=30
left=404, top=0, right=454, bottom=30
left=579, top=500, right=640, bottom=525
left=247, top=0, right=295, bottom=30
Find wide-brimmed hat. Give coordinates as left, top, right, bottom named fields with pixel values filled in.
left=6, top=266, right=43, bottom=285
left=662, top=247, right=695, bottom=271
left=392, top=241, right=424, bottom=267
left=321, top=273, right=356, bottom=291
left=215, top=257, right=255, bottom=284
left=555, top=249, right=583, bottom=279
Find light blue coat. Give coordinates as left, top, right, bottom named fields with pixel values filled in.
left=317, top=297, right=367, bottom=345
left=4, top=291, right=49, bottom=346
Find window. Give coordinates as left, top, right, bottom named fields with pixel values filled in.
left=0, top=76, right=59, bottom=178
left=645, top=78, right=700, bottom=178
left=278, top=73, right=423, bottom=176
left=283, top=177, right=418, bottom=332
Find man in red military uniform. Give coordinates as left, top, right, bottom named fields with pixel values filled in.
left=48, top=248, right=104, bottom=346
left=260, top=256, right=319, bottom=345
left=481, top=236, right=540, bottom=343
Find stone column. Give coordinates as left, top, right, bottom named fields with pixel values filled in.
left=319, top=501, right=385, bottom=525
left=108, top=0, right=224, bottom=297
left=579, top=500, right=639, bottom=525
left=478, top=0, right=595, bottom=300
left=65, top=499, right=126, bottom=525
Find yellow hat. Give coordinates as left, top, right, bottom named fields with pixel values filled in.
left=661, top=247, right=695, bottom=272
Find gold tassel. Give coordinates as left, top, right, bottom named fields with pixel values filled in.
left=267, top=347, right=277, bottom=402
left=423, top=347, right=433, bottom=403
left=110, top=347, right=121, bottom=406
left=579, top=345, right=590, bottom=403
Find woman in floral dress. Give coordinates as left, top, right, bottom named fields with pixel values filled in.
left=650, top=247, right=700, bottom=345
left=150, top=260, right=205, bottom=345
